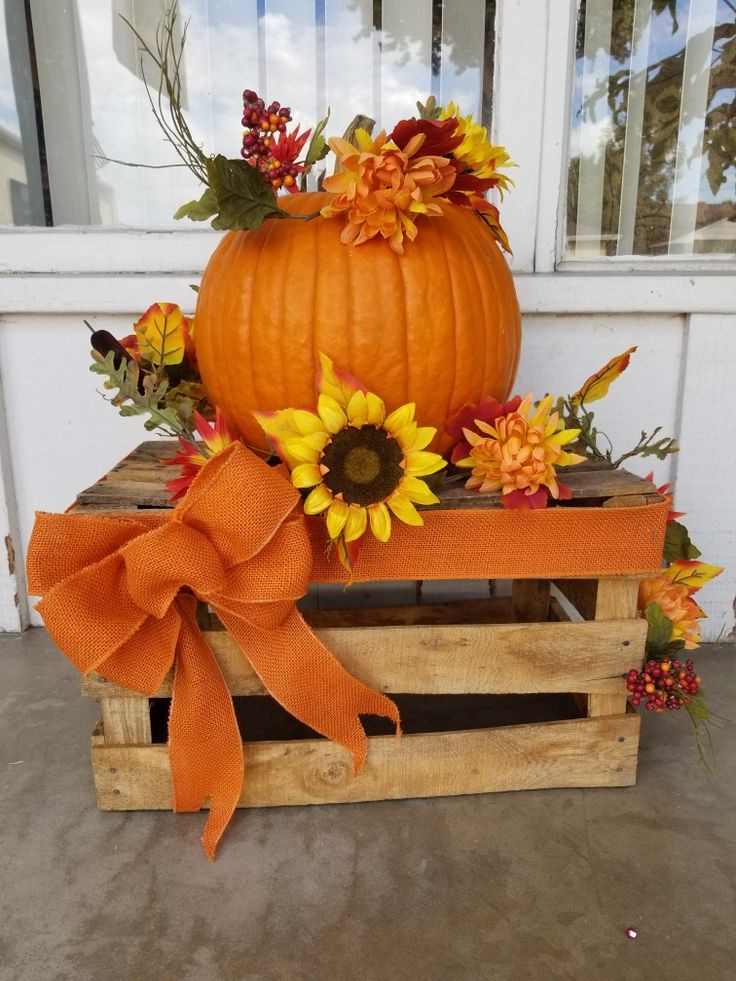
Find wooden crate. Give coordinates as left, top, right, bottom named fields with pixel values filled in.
left=74, top=442, right=661, bottom=812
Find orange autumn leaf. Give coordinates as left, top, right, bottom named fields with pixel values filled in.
left=134, top=302, right=189, bottom=367
left=664, top=560, right=723, bottom=592
left=571, top=346, right=637, bottom=406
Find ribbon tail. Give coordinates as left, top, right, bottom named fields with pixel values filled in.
left=218, top=606, right=401, bottom=774
left=169, top=596, right=244, bottom=860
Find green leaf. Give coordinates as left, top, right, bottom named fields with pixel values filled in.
left=305, top=108, right=331, bottom=165
left=174, top=187, right=218, bottom=222
left=664, top=520, right=702, bottom=564
left=189, top=283, right=200, bottom=293
left=205, top=154, right=285, bottom=231
left=645, top=602, right=674, bottom=655
left=416, top=95, right=442, bottom=119
left=638, top=433, right=679, bottom=460
left=89, top=349, right=191, bottom=437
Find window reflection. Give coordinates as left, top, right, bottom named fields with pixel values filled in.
left=567, top=0, right=736, bottom=257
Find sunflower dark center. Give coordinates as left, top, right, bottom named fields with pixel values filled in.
left=322, top=426, right=403, bottom=506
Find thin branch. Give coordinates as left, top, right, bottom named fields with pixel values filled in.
left=93, top=154, right=189, bottom=169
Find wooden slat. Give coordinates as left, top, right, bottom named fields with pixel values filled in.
left=100, top=697, right=151, bottom=745
left=588, top=577, right=641, bottom=717
left=74, top=440, right=663, bottom=512
left=82, top=616, right=646, bottom=699
left=91, top=713, right=640, bottom=811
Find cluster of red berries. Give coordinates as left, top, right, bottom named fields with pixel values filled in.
left=241, top=90, right=300, bottom=190
left=626, top=657, right=701, bottom=713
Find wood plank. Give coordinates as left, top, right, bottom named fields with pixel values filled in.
left=100, top=697, right=152, bottom=745
left=75, top=440, right=663, bottom=511
left=511, top=580, right=551, bottom=622
left=91, top=713, right=640, bottom=811
left=588, top=577, right=641, bottom=717
left=82, top=617, right=646, bottom=699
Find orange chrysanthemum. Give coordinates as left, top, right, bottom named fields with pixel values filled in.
left=638, top=577, right=705, bottom=650
left=456, top=394, right=585, bottom=509
left=320, top=129, right=456, bottom=254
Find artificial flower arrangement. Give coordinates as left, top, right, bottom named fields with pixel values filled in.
left=88, top=302, right=723, bottom=754
left=79, top=3, right=725, bottom=769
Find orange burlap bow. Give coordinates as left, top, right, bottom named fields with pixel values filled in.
left=26, top=443, right=400, bottom=859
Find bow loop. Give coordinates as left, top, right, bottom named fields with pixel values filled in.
left=122, top=521, right=227, bottom=616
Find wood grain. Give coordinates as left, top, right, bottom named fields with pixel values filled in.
left=588, top=578, right=641, bottom=717
left=100, top=697, right=151, bottom=745
left=91, top=713, right=640, bottom=811
left=83, top=616, right=646, bottom=699
left=75, top=440, right=663, bottom=512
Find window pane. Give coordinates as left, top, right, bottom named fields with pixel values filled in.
left=566, top=0, right=736, bottom=258
left=0, top=0, right=495, bottom=227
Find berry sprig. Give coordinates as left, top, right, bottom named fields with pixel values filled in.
left=626, top=657, right=701, bottom=713
left=241, top=90, right=304, bottom=190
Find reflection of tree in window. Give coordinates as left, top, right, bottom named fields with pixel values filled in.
left=568, top=0, right=735, bottom=256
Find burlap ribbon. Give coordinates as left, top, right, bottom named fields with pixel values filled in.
left=26, top=443, right=400, bottom=859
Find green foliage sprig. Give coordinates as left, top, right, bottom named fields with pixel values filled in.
left=90, top=350, right=200, bottom=437
left=560, top=397, right=679, bottom=468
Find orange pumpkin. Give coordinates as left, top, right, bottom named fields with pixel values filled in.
left=194, top=191, right=520, bottom=453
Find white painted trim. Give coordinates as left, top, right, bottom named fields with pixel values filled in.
left=534, top=0, right=578, bottom=273
left=2, top=226, right=734, bottom=278
left=0, top=227, right=223, bottom=274
left=491, top=0, right=548, bottom=273
left=0, top=365, right=27, bottom=632
left=0, top=272, right=733, bottom=316
left=673, top=313, right=736, bottom=641
left=559, top=255, right=736, bottom=274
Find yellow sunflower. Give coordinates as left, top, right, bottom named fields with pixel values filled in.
left=255, top=355, right=446, bottom=552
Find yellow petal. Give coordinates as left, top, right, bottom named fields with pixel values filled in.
left=384, top=402, right=415, bottom=436
left=344, top=504, right=368, bottom=542
left=318, top=352, right=360, bottom=409
left=547, top=428, right=580, bottom=447
left=346, top=390, right=369, bottom=427
left=408, top=426, right=436, bottom=451
left=291, top=464, right=322, bottom=488
left=404, top=450, right=447, bottom=478
left=368, top=502, right=392, bottom=542
left=326, top=498, right=350, bottom=539
left=395, top=421, right=418, bottom=452
left=291, top=409, right=327, bottom=436
left=253, top=408, right=299, bottom=444
left=455, top=456, right=474, bottom=469
left=530, top=394, right=554, bottom=428
left=318, top=394, right=348, bottom=434
left=304, top=484, right=333, bottom=514
left=284, top=432, right=330, bottom=463
left=400, top=475, right=440, bottom=506
left=557, top=450, right=586, bottom=467
left=365, top=392, right=386, bottom=426
left=387, top=490, right=424, bottom=527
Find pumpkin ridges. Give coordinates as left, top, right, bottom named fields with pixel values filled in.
left=194, top=191, right=521, bottom=452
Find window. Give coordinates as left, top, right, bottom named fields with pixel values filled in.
left=566, top=0, right=735, bottom=258
left=0, top=0, right=495, bottom=227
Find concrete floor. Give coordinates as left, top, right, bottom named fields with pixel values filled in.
left=0, top=630, right=735, bottom=981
